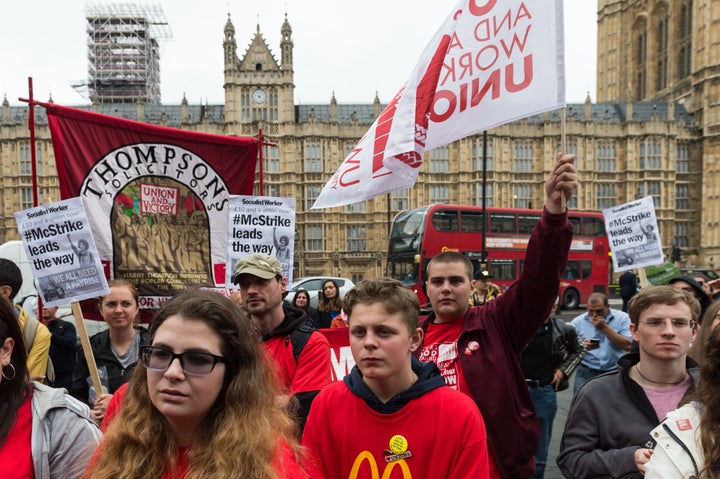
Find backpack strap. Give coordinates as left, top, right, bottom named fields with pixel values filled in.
left=288, top=321, right=316, bottom=363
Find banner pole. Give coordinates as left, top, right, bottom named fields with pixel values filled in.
left=561, top=106, right=567, bottom=211
left=258, top=128, right=264, bottom=195
left=72, top=302, right=103, bottom=401
left=25, top=78, right=46, bottom=326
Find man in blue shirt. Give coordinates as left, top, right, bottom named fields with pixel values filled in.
left=571, top=292, right=632, bottom=392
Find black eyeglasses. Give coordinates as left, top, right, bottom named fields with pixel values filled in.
left=140, top=345, right=225, bottom=376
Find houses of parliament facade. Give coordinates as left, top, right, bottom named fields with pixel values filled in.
left=1, top=0, right=718, bottom=282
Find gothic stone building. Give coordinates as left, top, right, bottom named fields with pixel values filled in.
left=1, top=1, right=717, bottom=281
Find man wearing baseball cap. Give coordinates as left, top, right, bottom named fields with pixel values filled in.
left=232, top=253, right=331, bottom=435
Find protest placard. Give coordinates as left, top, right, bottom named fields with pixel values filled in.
left=226, top=196, right=296, bottom=286
left=603, top=197, right=664, bottom=272
left=15, top=197, right=110, bottom=394
left=644, top=262, right=682, bottom=286
left=14, top=197, right=110, bottom=307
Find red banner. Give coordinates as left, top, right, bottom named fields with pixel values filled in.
left=317, top=328, right=355, bottom=382
left=45, top=103, right=258, bottom=320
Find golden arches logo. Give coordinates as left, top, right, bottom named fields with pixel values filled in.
left=348, top=451, right=412, bottom=479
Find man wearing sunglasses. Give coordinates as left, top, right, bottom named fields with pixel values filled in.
left=558, top=286, right=700, bottom=478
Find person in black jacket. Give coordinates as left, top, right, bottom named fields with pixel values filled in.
left=71, top=279, right=149, bottom=425
left=40, top=305, right=76, bottom=391
left=521, top=297, right=586, bottom=479
left=619, top=270, right=638, bottom=312
left=312, top=279, right=342, bottom=329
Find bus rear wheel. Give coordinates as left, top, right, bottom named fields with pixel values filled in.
left=562, top=289, right=580, bottom=310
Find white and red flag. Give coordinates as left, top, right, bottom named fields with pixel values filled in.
left=45, top=103, right=258, bottom=321
left=313, top=0, right=565, bottom=209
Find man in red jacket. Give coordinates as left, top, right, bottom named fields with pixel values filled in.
left=416, top=153, right=577, bottom=479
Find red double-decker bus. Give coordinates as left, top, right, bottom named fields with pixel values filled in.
left=386, top=204, right=610, bottom=311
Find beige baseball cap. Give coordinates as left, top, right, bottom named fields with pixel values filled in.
left=232, top=254, right=284, bottom=284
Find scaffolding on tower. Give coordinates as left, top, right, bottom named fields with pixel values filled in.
left=80, top=3, right=172, bottom=104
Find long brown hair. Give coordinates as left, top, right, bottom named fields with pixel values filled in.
left=85, top=290, right=300, bottom=479
left=317, top=279, right=342, bottom=314
left=693, top=326, right=720, bottom=478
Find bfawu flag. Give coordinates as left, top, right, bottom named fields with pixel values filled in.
left=45, top=103, right=258, bottom=320
left=313, top=0, right=565, bottom=209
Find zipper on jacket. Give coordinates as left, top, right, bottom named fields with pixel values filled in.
left=661, top=422, right=699, bottom=477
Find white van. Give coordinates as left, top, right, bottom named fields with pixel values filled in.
left=0, top=240, right=108, bottom=337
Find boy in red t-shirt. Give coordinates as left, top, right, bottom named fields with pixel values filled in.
left=302, top=277, right=489, bottom=479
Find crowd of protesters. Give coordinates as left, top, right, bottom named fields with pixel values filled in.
left=3, top=149, right=720, bottom=478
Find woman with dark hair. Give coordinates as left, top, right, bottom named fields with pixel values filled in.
left=71, top=279, right=150, bottom=424
left=291, top=289, right=315, bottom=318
left=0, top=296, right=101, bottom=478
left=646, top=325, right=720, bottom=478
left=312, top=280, right=343, bottom=329
left=84, top=290, right=306, bottom=479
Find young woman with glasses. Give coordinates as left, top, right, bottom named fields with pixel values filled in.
left=84, top=290, right=306, bottom=479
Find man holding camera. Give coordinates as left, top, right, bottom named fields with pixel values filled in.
left=571, top=292, right=632, bottom=392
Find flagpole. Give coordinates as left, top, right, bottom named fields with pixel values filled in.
left=26, top=77, right=48, bottom=338
left=561, top=107, right=567, bottom=210
left=27, top=78, right=39, bottom=209
left=258, top=128, right=264, bottom=195
left=481, top=130, right=488, bottom=271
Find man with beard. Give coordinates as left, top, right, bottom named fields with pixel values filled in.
left=232, top=254, right=331, bottom=435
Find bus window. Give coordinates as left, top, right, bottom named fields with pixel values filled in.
left=569, top=216, right=581, bottom=232
left=564, top=261, right=581, bottom=280
left=393, top=209, right=425, bottom=236
left=460, top=211, right=485, bottom=232
left=387, top=259, right=418, bottom=285
left=518, top=214, right=541, bottom=234
left=489, top=212, right=516, bottom=233
left=490, top=259, right=516, bottom=281
left=432, top=210, right=458, bottom=232
left=581, top=260, right=592, bottom=279
left=583, top=217, right=606, bottom=236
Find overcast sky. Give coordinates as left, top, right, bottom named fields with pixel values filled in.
left=3, top=0, right=597, bottom=107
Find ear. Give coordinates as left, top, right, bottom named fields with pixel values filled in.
left=630, top=323, right=639, bottom=342
left=409, top=328, right=424, bottom=352
left=0, top=337, right=14, bottom=367
left=279, top=277, right=287, bottom=294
